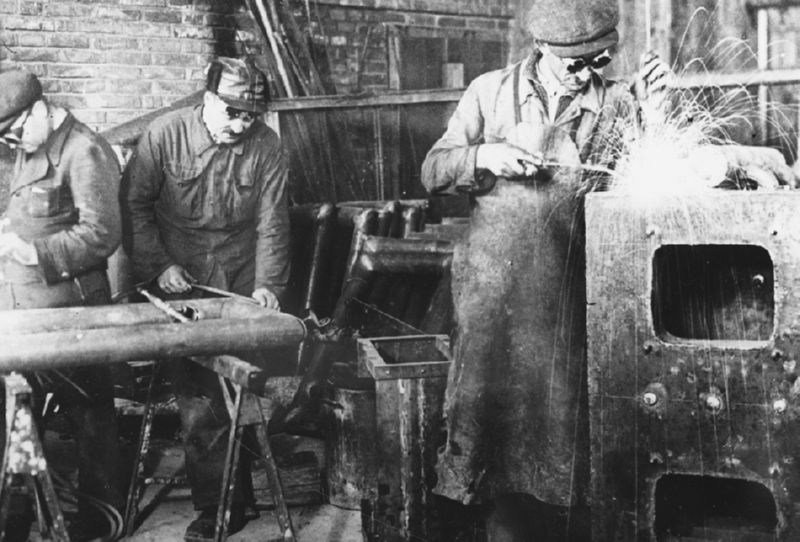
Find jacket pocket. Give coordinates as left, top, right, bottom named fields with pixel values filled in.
left=228, top=170, right=256, bottom=224
left=27, top=183, right=64, bottom=218
left=164, top=163, right=204, bottom=220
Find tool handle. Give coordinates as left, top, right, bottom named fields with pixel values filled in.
left=136, top=287, right=192, bottom=323
left=192, top=284, right=260, bottom=305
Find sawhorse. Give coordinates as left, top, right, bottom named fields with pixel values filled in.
left=0, top=372, right=69, bottom=541
left=125, top=355, right=297, bottom=542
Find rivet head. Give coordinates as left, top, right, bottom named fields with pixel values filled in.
left=705, top=394, right=722, bottom=411
left=772, top=349, right=784, bottom=362
left=751, top=274, right=765, bottom=288
left=642, top=392, right=658, bottom=407
left=774, top=398, right=788, bottom=414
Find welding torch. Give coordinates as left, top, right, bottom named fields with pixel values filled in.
left=514, top=157, right=614, bottom=179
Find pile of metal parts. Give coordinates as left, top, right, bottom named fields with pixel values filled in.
left=286, top=199, right=467, bottom=542
left=287, top=199, right=464, bottom=377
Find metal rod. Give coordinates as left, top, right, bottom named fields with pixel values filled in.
left=303, top=203, right=337, bottom=314
left=191, top=284, right=260, bottom=305
left=138, top=287, right=192, bottom=323
left=757, top=8, right=770, bottom=145
left=0, top=298, right=267, bottom=335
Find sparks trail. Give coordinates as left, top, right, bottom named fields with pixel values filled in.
left=603, top=28, right=798, bottom=197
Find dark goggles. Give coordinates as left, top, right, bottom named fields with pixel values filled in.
left=0, top=107, right=30, bottom=147
left=225, top=106, right=256, bottom=122
left=564, top=50, right=612, bottom=74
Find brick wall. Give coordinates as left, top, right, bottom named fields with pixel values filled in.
left=0, top=0, right=258, bottom=132
left=0, top=0, right=511, bottom=133
left=0, top=0, right=510, bottom=203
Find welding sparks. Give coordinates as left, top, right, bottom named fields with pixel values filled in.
left=602, top=18, right=797, bottom=201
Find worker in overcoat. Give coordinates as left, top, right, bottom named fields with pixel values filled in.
left=422, top=0, right=798, bottom=539
left=421, top=0, right=657, bottom=539
left=0, top=70, right=123, bottom=541
left=120, top=56, right=290, bottom=541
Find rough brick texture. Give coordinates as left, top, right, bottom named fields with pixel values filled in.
left=0, top=0, right=253, bottom=132
left=0, top=0, right=510, bottom=131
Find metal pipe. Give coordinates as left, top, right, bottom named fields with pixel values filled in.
left=303, top=202, right=337, bottom=314
left=402, top=206, right=423, bottom=238
left=0, top=298, right=267, bottom=335
left=0, top=313, right=306, bottom=372
left=376, top=201, right=401, bottom=237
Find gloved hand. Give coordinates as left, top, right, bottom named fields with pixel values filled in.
left=687, top=144, right=798, bottom=189
left=633, top=51, right=673, bottom=127
left=157, top=264, right=195, bottom=294
left=475, top=142, right=542, bottom=178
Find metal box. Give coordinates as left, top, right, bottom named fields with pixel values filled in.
left=357, top=335, right=451, bottom=542
left=586, top=192, right=800, bottom=541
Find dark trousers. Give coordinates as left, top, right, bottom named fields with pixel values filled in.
left=25, top=366, right=123, bottom=519
left=165, top=359, right=253, bottom=510
left=0, top=275, right=123, bottom=520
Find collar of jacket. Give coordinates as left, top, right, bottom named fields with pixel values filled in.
left=520, top=48, right=604, bottom=116
left=12, top=111, right=76, bottom=191
left=191, top=104, right=246, bottom=156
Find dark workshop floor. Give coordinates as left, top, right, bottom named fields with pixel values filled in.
left=24, top=414, right=364, bottom=542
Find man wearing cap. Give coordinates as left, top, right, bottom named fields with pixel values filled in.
left=0, top=70, right=123, bottom=541
left=422, top=0, right=797, bottom=540
left=420, top=1, right=648, bottom=540
left=121, top=56, right=290, bottom=540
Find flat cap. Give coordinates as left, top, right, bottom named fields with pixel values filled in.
left=206, top=57, right=269, bottom=113
left=528, top=0, right=619, bottom=58
left=0, top=70, right=42, bottom=135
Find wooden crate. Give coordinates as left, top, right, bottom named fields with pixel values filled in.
left=586, top=192, right=800, bottom=541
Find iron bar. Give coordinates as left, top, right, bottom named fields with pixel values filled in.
left=0, top=298, right=268, bottom=335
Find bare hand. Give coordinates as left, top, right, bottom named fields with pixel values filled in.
left=0, top=233, right=37, bottom=265
left=476, top=143, right=542, bottom=178
left=252, top=287, right=280, bottom=310
left=157, top=264, right=195, bottom=294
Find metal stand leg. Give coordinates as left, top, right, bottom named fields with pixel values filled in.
left=216, top=378, right=296, bottom=542
left=0, top=372, right=69, bottom=542
left=124, top=362, right=185, bottom=535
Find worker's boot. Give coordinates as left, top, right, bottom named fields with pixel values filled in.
left=184, top=504, right=246, bottom=542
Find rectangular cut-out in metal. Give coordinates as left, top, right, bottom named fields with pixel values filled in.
left=652, top=244, right=774, bottom=341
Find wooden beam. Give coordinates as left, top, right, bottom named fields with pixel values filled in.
left=746, top=0, right=800, bottom=7
left=266, top=88, right=464, bottom=111
left=667, top=68, right=800, bottom=89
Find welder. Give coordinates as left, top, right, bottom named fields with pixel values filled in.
left=0, top=70, right=123, bottom=541
left=420, top=0, right=795, bottom=540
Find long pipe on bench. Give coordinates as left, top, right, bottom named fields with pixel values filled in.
left=0, top=300, right=306, bottom=372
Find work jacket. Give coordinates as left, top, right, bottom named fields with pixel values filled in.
left=422, top=52, right=637, bottom=507
left=422, top=52, right=634, bottom=195
left=121, top=105, right=290, bottom=299
left=1, top=112, right=120, bottom=307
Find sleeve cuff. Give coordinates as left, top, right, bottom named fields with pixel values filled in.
left=33, top=239, right=68, bottom=285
